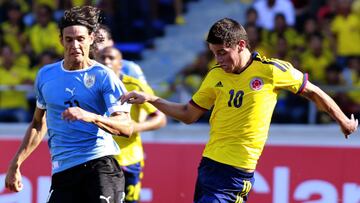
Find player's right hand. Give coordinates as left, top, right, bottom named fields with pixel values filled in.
left=5, top=166, right=23, bottom=192
left=341, top=114, right=358, bottom=139
left=121, top=91, right=148, bottom=104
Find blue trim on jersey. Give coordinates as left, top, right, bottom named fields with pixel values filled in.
left=297, top=73, right=308, bottom=94
left=35, top=60, right=131, bottom=174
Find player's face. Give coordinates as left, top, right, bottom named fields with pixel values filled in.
left=97, top=29, right=114, bottom=51
left=209, top=43, right=241, bottom=73
left=99, top=48, right=122, bottom=74
left=61, top=25, right=94, bottom=66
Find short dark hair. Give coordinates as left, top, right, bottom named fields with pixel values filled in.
left=58, top=6, right=101, bottom=36
left=206, top=18, right=250, bottom=49
left=98, top=24, right=113, bottom=40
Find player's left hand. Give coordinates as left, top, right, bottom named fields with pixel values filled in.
left=341, top=114, right=358, bottom=138
left=121, top=91, right=149, bottom=104
left=61, top=107, right=95, bottom=123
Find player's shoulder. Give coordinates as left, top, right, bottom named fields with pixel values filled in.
left=37, top=60, right=62, bottom=76
left=252, top=52, right=292, bottom=71
left=121, top=74, right=149, bottom=92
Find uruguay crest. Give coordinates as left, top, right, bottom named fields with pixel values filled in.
left=250, top=77, right=263, bottom=91
left=84, top=72, right=95, bottom=88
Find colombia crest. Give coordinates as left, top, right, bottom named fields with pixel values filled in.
left=250, top=77, right=263, bottom=90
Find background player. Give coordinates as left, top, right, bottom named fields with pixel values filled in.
left=99, top=46, right=167, bottom=203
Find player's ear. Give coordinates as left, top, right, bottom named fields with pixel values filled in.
left=238, top=40, right=246, bottom=52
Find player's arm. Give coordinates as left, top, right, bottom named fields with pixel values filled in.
left=300, top=81, right=358, bottom=137
left=61, top=107, right=133, bottom=137
left=5, top=107, right=47, bottom=192
left=121, top=91, right=205, bottom=124
left=132, top=111, right=167, bottom=133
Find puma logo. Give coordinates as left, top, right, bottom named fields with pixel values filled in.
left=100, top=195, right=111, bottom=203
left=65, top=87, right=75, bottom=96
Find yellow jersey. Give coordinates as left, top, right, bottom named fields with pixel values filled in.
left=113, top=74, right=157, bottom=166
left=191, top=52, right=307, bottom=170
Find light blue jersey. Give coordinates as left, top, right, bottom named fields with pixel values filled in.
left=121, top=59, right=147, bottom=83
left=35, top=60, right=131, bottom=174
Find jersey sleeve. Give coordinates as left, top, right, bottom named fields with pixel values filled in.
left=191, top=71, right=216, bottom=110
left=103, top=71, right=131, bottom=115
left=35, top=70, right=46, bottom=109
left=138, top=80, right=157, bottom=114
left=272, top=59, right=308, bottom=94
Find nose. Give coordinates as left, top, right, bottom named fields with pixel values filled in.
left=70, top=39, right=80, bottom=48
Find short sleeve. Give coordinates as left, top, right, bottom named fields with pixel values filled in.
left=103, top=71, right=131, bottom=115
left=191, top=72, right=216, bottom=110
left=35, top=71, right=46, bottom=109
left=272, top=59, right=308, bottom=94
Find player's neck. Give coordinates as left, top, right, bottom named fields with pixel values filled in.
left=234, top=49, right=252, bottom=74
left=63, top=58, right=94, bottom=70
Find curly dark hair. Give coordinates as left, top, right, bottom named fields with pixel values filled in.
left=59, top=6, right=102, bottom=57
left=206, top=18, right=250, bottom=49
left=58, top=6, right=101, bottom=36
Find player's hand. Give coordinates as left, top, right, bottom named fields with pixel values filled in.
left=341, top=114, right=358, bottom=139
left=61, top=107, right=95, bottom=123
left=5, top=166, right=23, bottom=192
left=121, top=91, right=150, bottom=105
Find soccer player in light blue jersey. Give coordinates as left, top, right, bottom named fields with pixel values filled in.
left=5, top=6, right=133, bottom=203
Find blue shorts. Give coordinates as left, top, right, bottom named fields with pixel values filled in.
left=194, top=157, right=255, bottom=203
left=121, top=162, right=143, bottom=203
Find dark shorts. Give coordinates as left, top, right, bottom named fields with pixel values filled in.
left=194, top=157, right=255, bottom=203
left=121, top=162, right=143, bottom=203
left=47, top=156, right=125, bottom=203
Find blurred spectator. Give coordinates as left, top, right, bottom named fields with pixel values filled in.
left=317, top=63, right=359, bottom=123
left=253, top=0, right=295, bottom=30
left=330, top=0, right=360, bottom=68
left=25, top=4, right=64, bottom=61
left=0, top=45, right=31, bottom=122
left=300, top=33, right=334, bottom=85
left=343, top=57, right=360, bottom=117
left=353, top=0, right=360, bottom=17
left=244, top=23, right=271, bottom=56
left=0, top=2, right=27, bottom=54
left=265, top=13, right=298, bottom=50
left=317, top=0, right=337, bottom=22
left=244, top=7, right=258, bottom=26
left=292, top=1, right=309, bottom=29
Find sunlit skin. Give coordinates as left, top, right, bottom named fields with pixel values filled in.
left=60, top=25, right=94, bottom=70
left=99, top=47, right=123, bottom=77
left=208, top=40, right=252, bottom=74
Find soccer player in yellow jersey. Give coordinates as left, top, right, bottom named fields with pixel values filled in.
left=121, top=18, right=358, bottom=203
left=99, top=46, right=167, bottom=203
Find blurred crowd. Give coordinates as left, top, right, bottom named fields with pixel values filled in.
left=162, top=0, right=360, bottom=124
left=0, top=0, right=359, bottom=124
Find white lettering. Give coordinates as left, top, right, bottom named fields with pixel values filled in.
left=253, top=171, right=270, bottom=193
left=37, top=176, right=51, bottom=203
left=343, top=183, right=360, bottom=203
left=293, top=180, right=337, bottom=203
left=273, top=167, right=290, bottom=203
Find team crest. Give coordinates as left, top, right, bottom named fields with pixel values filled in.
left=250, top=77, right=263, bottom=90
left=84, top=72, right=95, bottom=88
